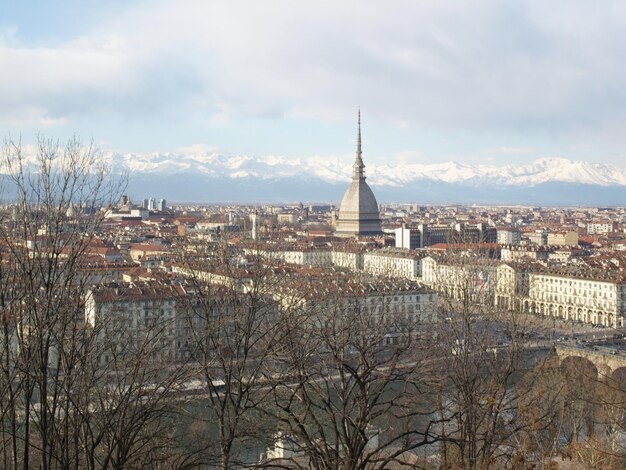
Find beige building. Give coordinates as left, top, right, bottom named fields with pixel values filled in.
left=85, top=281, right=280, bottom=366
left=363, top=249, right=423, bottom=279
left=282, top=248, right=332, bottom=267
left=501, top=245, right=551, bottom=262
left=128, top=243, right=172, bottom=263
left=587, top=221, right=615, bottom=235
left=331, top=246, right=365, bottom=270
left=496, top=228, right=521, bottom=245
left=172, top=264, right=255, bottom=292
left=528, top=231, right=547, bottom=245
left=277, top=213, right=299, bottom=225
left=422, top=253, right=626, bottom=328
left=271, top=271, right=438, bottom=340
left=547, top=231, right=578, bottom=247
left=243, top=245, right=332, bottom=267
left=494, top=263, right=531, bottom=311
left=421, top=255, right=498, bottom=304
left=526, top=268, right=626, bottom=327
left=85, top=282, right=189, bottom=365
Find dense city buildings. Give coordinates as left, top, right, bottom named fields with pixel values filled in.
left=3, top=133, right=626, bottom=469
left=92, top=195, right=626, bottom=328
left=4, top=158, right=626, bottom=469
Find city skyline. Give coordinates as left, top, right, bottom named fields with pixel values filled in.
left=3, top=4, right=626, bottom=467
left=2, top=1, right=626, bottom=169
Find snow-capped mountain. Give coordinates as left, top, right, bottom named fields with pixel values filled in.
left=106, top=151, right=626, bottom=187
left=9, top=149, right=626, bottom=204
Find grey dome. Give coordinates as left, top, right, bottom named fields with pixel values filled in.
left=339, top=179, right=380, bottom=220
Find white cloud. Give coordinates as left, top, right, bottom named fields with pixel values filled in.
left=172, top=143, right=220, bottom=156
left=2, top=0, right=626, bottom=159
left=486, top=147, right=536, bottom=155
left=0, top=105, right=67, bottom=128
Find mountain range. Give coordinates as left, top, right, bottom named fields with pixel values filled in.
left=104, top=152, right=625, bottom=205
left=13, top=150, right=626, bottom=205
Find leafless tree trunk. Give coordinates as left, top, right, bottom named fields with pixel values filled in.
left=0, top=136, right=123, bottom=469
left=179, top=245, right=283, bottom=469
left=428, top=250, right=556, bottom=469
left=264, top=279, right=442, bottom=470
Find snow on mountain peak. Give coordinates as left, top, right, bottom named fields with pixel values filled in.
left=9, top=147, right=626, bottom=189
left=110, top=151, right=626, bottom=187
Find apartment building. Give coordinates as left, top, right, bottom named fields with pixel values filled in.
left=243, top=245, right=332, bottom=267
left=363, top=249, right=423, bottom=279
left=85, top=281, right=188, bottom=365
left=277, top=213, right=299, bottom=225
left=421, top=255, right=497, bottom=304
left=526, top=268, right=626, bottom=327
left=528, top=231, right=547, bottom=245
left=271, top=271, right=438, bottom=341
left=547, top=231, right=578, bottom=247
left=501, top=245, right=551, bottom=262
left=282, top=248, right=332, bottom=267
left=587, top=221, right=616, bottom=235
left=394, top=224, right=422, bottom=249
left=85, top=280, right=280, bottom=365
left=496, top=228, right=522, bottom=245
left=331, top=245, right=365, bottom=270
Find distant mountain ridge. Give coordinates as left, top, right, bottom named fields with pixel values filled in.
left=11, top=150, right=626, bottom=204
left=102, top=152, right=626, bottom=187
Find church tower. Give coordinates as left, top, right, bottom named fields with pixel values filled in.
left=335, top=110, right=383, bottom=237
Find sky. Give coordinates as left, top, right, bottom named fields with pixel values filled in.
left=1, top=0, right=626, bottom=167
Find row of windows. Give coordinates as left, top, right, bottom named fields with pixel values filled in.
left=536, top=294, right=613, bottom=308
left=109, top=299, right=176, bottom=307
left=536, top=277, right=614, bottom=289
left=540, top=286, right=615, bottom=298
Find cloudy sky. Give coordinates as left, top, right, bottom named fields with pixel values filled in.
left=2, top=0, right=626, bottom=166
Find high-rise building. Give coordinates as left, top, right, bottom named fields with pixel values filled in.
left=157, top=199, right=167, bottom=211
left=335, top=110, right=382, bottom=237
left=395, top=223, right=422, bottom=249
left=251, top=211, right=259, bottom=241
left=497, top=228, right=521, bottom=245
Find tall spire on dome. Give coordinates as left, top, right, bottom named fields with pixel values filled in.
left=353, top=107, right=365, bottom=180
left=336, top=106, right=382, bottom=237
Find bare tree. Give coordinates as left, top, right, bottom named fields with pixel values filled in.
left=178, top=246, right=284, bottom=469
left=79, top=285, right=191, bottom=470
left=0, top=136, right=154, bottom=469
left=515, top=356, right=566, bottom=466
left=263, top=274, right=441, bottom=470
left=427, top=251, right=555, bottom=469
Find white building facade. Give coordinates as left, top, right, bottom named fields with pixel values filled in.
left=331, top=249, right=365, bottom=270
left=526, top=271, right=625, bottom=328
left=363, top=249, right=422, bottom=279
left=85, top=282, right=189, bottom=365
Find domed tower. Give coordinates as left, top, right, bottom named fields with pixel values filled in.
left=335, top=110, right=383, bottom=237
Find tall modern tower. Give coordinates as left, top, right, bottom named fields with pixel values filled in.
left=335, top=110, right=383, bottom=237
